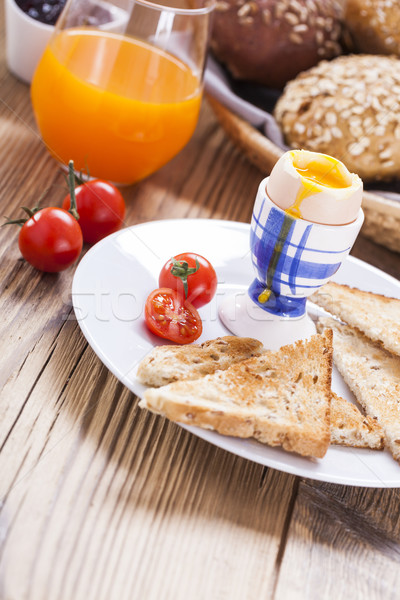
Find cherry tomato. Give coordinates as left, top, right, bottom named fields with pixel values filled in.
left=62, top=180, right=125, bottom=244
left=145, top=288, right=203, bottom=344
left=159, top=253, right=217, bottom=308
left=18, top=207, right=83, bottom=272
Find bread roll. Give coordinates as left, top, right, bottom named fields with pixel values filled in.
left=274, top=54, right=400, bottom=181
left=210, top=0, right=344, bottom=89
left=344, top=0, right=400, bottom=56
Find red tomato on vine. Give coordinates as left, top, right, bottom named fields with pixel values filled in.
left=62, top=169, right=125, bottom=244
left=3, top=170, right=83, bottom=272
left=17, top=206, right=83, bottom=272
left=159, top=253, right=217, bottom=308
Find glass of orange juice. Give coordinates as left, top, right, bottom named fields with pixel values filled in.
left=31, top=0, right=213, bottom=184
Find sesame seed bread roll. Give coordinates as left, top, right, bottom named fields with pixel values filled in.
left=274, top=54, right=400, bottom=181
left=210, top=0, right=344, bottom=89
left=344, top=0, right=400, bottom=56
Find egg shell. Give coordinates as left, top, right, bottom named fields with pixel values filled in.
left=267, top=150, right=363, bottom=225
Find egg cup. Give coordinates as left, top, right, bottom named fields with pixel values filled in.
left=219, top=177, right=364, bottom=350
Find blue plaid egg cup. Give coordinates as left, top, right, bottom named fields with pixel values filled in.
left=219, top=177, right=364, bottom=349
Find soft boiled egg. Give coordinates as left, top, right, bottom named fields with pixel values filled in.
left=267, top=150, right=363, bottom=225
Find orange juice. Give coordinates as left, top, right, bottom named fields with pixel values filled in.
left=31, top=29, right=202, bottom=184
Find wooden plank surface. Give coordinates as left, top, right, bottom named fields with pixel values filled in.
left=1, top=5, right=400, bottom=599
left=276, top=480, right=400, bottom=600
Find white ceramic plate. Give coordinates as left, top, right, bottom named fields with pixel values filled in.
left=72, top=219, right=400, bottom=487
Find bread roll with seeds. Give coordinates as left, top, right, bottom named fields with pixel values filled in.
left=274, top=54, right=400, bottom=181
left=210, top=0, right=344, bottom=89
left=344, top=0, right=400, bottom=56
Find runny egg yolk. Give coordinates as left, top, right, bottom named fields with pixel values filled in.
left=295, top=161, right=350, bottom=189
left=286, top=153, right=352, bottom=219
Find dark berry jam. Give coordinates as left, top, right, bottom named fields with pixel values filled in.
left=15, top=0, right=67, bottom=25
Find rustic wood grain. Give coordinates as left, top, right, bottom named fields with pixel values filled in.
left=1, top=3, right=400, bottom=598
left=0, top=315, right=298, bottom=599
left=275, top=480, right=400, bottom=600
left=0, top=12, right=295, bottom=598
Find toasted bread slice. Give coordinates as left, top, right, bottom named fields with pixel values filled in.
left=137, top=336, right=264, bottom=387
left=318, top=317, right=400, bottom=461
left=139, top=332, right=382, bottom=451
left=330, top=392, right=384, bottom=449
left=140, top=331, right=333, bottom=458
left=311, top=281, right=400, bottom=357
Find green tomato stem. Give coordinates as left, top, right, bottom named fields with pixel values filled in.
left=2, top=217, right=25, bottom=227
left=67, top=160, right=80, bottom=221
left=170, top=257, right=200, bottom=300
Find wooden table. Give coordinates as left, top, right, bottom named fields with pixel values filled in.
left=2, top=13, right=400, bottom=599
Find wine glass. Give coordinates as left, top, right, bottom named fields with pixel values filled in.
left=31, top=0, right=213, bottom=184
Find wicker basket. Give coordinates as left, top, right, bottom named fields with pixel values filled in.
left=207, top=94, right=400, bottom=253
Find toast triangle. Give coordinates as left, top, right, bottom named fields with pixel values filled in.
left=318, top=317, right=400, bottom=461
left=330, top=392, right=384, bottom=449
left=137, top=336, right=264, bottom=387
left=311, top=281, right=400, bottom=357
left=140, top=331, right=333, bottom=458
